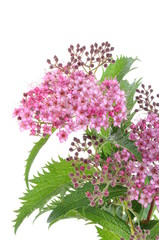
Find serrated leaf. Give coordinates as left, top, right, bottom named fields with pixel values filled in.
left=13, top=158, right=74, bottom=233
left=97, top=226, right=120, bottom=240
left=140, top=220, right=159, bottom=240
left=109, top=129, right=142, bottom=161
left=24, top=129, right=56, bottom=188
left=78, top=207, right=130, bottom=240
left=100, top=127, right=110, bottom=138
left=102, top=142, right=112, bottom=157
left=48, top=184, right=127, bottom=224
left=33, top=200, right=58, bottom=223
left=120, top=78, right=141, bottom=112
left=100, top=56, right=138, bottom=82
left=47, top=183, right=92, bottom=224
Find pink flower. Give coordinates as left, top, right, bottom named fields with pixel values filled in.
left=56, top=130, right=68, bottom=143
left=139, top=193, right=152, bottom=208
left=43, top=124, right=52, bottom=135
left=14, top=70, right=127, bottom=141
left=130, top=187, right=139, bottom=200
left=103, top=165, right=108, bottom=171
left=154, top=196, right=159, bottom=210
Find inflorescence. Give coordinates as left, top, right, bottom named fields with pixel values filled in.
left=13, top=41, right=159, bottom=240
left=46, top=41, right=115, bottom=75
left=13, top=72, right=126, bottom=141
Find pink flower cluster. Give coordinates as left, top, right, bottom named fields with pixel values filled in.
left=129, top=113, right=159, bottom=210
left=67, top=124, right=159, bottom=211
left=13, top=70, right=127, bottom=142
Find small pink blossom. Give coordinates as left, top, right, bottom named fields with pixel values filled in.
left=56, top=130, right=68, bottom=143
left=139, top=193, right=152, bottom=208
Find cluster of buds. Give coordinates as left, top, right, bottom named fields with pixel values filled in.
left=66, top=134, right=112, bottom=206
left=66, top=135, right=103, bottom=185
left=66, top=135, right=138, bottom=207
left=135, top=84, right=159, bottom=114
left=120, top=226, right=150, bottom=240
left=46, top=41, right=115, bottom=75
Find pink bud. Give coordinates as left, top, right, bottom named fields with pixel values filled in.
left=136, top=183, right=141, bottom=188
left=106, top=157, right=111, bottom=163
left=103, top=164, right=108, bottom=170
left=98, top=199, right=104, bottom=205
left=156, top=155, right=159, bottom=160
left=114, top=106, right=121, bottom=113
left=99, top=177, right=104, bottom=183
left=72, top=178, right=77, bottom=183
left=92, top=179, right=97, bottom=185
left=90, top=201, right=96, bottom=207
left=94, top=185, right=99, bottom=191
left=109, top=111, right=115, bottom=117
left=93, top=172, right=98, bottom=177
left=103, top=189, right=109, bottom=197
left=95, top=154, right=100, bottom=160
left=130, top=124, right=136, bottom=129
left=74, top=183, right=79, bottom=188
left=87, top=165, right=91, bottom=170
left=80, top=166, right=85, bottom=171
left=86, top=191, right=92, bottom=198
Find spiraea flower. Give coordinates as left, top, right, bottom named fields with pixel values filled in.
left=13, top=70, right=127, bottom=141
left=13, top=43, right=159, bottom=240
left=129, top=112, right=159, bottom=210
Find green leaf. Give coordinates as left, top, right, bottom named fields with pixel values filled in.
left=100, top=56, right=138, bottom=82
left=120, top=78, right=142, bottom=112
left=78, top=207, right=130, bottom=240
left=33, top=200, right=58, bottom=223
left=47, top=183, right=92, bottom=224
left=97, top=226, right=120, bottom=240
left=104, top=204, right=126, bottom=221
left=102, top=142, right=112, bottom=157
left=48, top=183, right=127, bottom=224
left=24, top=129, right=56, bottom=188
left=100, top=127, right=110, bottom=138
left=140, top=220, right=159, bottom=240
left=139, top=204, right=151, bottom=221
left=109, top=129, right=142, bottom=161
left=85, top=126, right=98, bottom=137
left=132, top=200, right=142, bottom=214
left=13, top=158, right=74, bottom=233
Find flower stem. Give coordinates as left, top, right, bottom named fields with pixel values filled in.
left=141, top=198, right=155, bottom=225
left=125, top=208, right=135, bottom=235
left=146, top=198, right=155, bottom=222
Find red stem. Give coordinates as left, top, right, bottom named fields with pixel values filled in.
left=147, top=198, right=155, bottom=222
left=141, top=198, right=155, bottom=224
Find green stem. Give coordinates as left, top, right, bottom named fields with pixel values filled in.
left=125, top=208, right=135, bottom=235
left=113, top=202, right=140, bottom=225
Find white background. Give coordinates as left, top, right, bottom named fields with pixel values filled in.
left=0, top=0, right=159, bottom=239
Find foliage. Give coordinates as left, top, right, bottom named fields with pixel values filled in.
left=24, top=132, right=54, bottom=188
left=47, top=183, right=126, bottom=224
left=14, top=158, right=74, bottom=233
left=13, top=50, right=159, bottom=240
left=100, top=56, right=138, bottom=82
